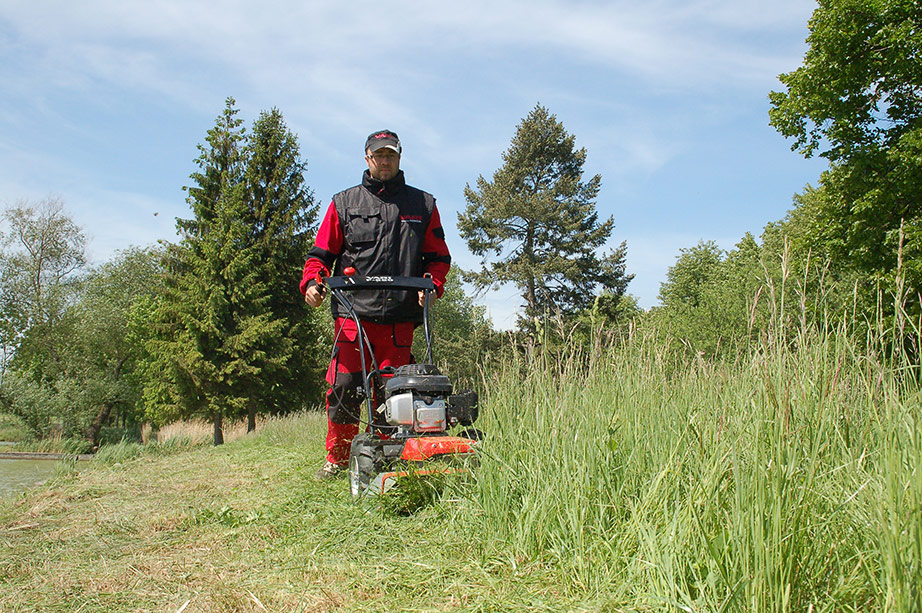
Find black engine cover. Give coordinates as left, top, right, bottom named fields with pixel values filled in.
left=385, top=364, right=453, bottom=397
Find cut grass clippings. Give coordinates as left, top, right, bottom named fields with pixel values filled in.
left=0, top=413, right=569, bottom=612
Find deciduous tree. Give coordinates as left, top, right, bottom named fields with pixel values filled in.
left=769, top=0, right=922, bottom=306
left=0, top=198, right=86, bottom=381
left=412, top=267, right=497, bottom=388
left=70, top=247, right=163, bottom=448
left=653, top=237, right=770, bottom=358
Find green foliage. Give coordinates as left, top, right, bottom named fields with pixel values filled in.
left=242, top=107, right=325, bottom=415
left=143, top=98, right=322, bottom=442
left=69, top=247, right=164, bottom=446
left=0, top=201, right=162, bottom=445
left=769, top=0, right=922, bottom=318
left=648, top=235, right=807, bottom=359
left=572, top=290, right=643, bottom=343
left=0, top=412, right=32, bottom=442
left=647, top=220, right=904, bottom=363
left=523, top=290, right=644, bottom=358
left=142, top=99, right=251, bottom=434
left=0, top=198, right=87, bottom=382
left=0, top=370, right=69, bottom=438
left=413, top=267, right=499, bottom=389
left=458, top=104, right=633, bottom=329
left=658, top=240, right=725, bottom=309
left=649, top=240, right=742, bottom=358
left=769, top=0, right=922, bottom=162
left=0, top=245, right=164, bottom=445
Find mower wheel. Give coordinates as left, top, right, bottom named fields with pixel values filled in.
left=349, top=433, right=381, bottom=498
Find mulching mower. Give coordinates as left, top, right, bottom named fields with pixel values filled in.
left=323, top=272, right=481, bottom=498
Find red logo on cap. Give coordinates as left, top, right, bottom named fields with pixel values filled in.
left=374, top=133, right=391, bottom=139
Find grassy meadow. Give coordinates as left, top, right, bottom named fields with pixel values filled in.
left=1, top=321, right=920, bottom=611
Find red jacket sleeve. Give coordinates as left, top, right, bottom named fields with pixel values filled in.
left=299, top=200, right=342, bottom=294
left=422, top=203, right=451, bottom=297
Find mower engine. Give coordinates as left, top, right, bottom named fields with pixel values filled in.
left=347, top=363, right=480, bottom=497
left=383, top=364, right=478, bottom=435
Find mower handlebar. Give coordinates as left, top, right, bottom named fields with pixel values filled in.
left=323, top=275, right=435, bottom=292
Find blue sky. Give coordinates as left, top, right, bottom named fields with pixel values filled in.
left=0, top=0, right=827, bottom=329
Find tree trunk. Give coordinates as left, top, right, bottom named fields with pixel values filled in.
left=212, top=413, right=224, bottom=446
left=85, top=403, right=112, bottom=451
left=247, top=397, right=257, bottom=433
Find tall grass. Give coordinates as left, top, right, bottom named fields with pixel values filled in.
left=3, top=338, right=916, bottom=610
left=463, top=319, right=921, bottom=610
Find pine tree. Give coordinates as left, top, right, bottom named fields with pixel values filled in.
left=458, top=104, right=633, bottom=328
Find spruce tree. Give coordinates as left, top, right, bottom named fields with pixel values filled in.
left=458, top=104, right=632, bottom=328
left=145, top=98, right=320, bottom=444
left=150, top=98, right=252, bottom=443
left=240, top=108, right=321, bottom=426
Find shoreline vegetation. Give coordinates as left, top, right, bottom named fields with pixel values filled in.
left=1, top=321, right=920, bottom=612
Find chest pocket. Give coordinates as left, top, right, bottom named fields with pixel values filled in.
left=347, top=211, right=381, bottom=246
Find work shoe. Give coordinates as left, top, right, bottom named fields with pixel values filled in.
left=315, top=460, right=346, bottom=481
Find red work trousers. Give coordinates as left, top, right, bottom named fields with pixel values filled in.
left=324, top=317, right=415, bottom=465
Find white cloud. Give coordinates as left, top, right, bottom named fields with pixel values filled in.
left=0, top=0, right=822, bottom=318
left=3, top=0, right=815, bottom=103
left=0, top=0, right=814, bottom=197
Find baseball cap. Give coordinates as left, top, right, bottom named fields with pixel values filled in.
left=365, top=130, right=401, bottom=154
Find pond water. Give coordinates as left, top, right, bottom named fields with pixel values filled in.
left=0, top=458, right=58, bottom=499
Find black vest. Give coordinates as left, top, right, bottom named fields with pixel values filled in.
left=331, top=170, right=435, bottom=323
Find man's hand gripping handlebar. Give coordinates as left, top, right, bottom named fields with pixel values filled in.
left=304, top=267, right=438, bottom=309
left=303, top=266, right=333, bottom=308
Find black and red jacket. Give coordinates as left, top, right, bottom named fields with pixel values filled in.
left=300, top=170, right=451, bottom=323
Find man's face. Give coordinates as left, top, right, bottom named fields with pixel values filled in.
left=366, top=147, right=400, bottom=181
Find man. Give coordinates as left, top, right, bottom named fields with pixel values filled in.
left=300, top=130, right=451, bottom=480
